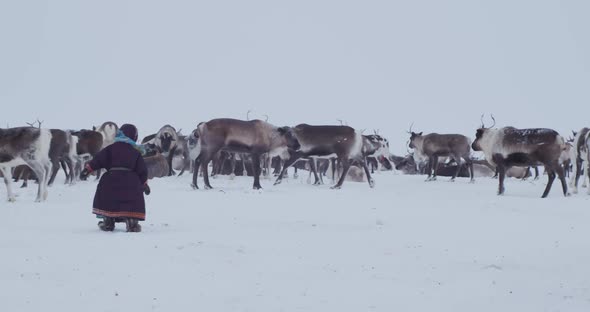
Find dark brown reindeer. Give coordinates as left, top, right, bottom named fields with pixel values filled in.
left=407, top=124, right=474, bottom=182
left=71, top=129, right=103, bottom=180
left=472, top=115, right=568, bottom=198
left=273, top=124, right=376, bottom=189
left=46, top=129, right=77, bottom=186
left=305, top=133, right=388, bottom=186
left=568, top=128, right=590, bottom=194
left=188, top=118, right=300, bottom=190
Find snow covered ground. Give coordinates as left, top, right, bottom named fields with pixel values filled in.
left=1, top=171, right=590, bottom=311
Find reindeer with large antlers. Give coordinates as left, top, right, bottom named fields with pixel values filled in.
left=472, top=115, right=568, bottom=198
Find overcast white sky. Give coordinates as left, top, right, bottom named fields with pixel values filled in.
left=1, top=0, right=588, bottom=154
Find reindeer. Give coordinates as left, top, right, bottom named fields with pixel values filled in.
left=94, top=121, right=118, bottom=148
left=305, top=133, right=387, bottom=186
left=472, top=115, right=568, bottom=198
left=46, top=129, right=78, bottom=186
left=153, top=125, right=180, bottom=176
left=188, top=118, right=300, bottom=190
left=142, top=145, right=171, bottom=180
left=273, top=124, right=376, bottom=189
left=71, top=129, right=103, bottom=180
left=568, top=128, right=590, bottom=194
left=0, top=127, right=53, bottom=202
left=17, top=121, right=75, bottom=187
left=366, top=131, right=391, bottom=174
left=406, top=123, right=474, bottom=182
left=172, top=133, right=191, bottom=176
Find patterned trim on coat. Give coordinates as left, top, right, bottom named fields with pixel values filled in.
left=93, top=208, right=145, bottom=220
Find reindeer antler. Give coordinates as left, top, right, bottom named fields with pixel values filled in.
left=263, top=114, right=269, bottom=122
left=480, top=114, right=485, bottom=129
left=567, top=136, right=575, bottom=143
left=407, top=122, right=414, bottom=134
left=26, top=119, right=43, bottom=128
left=489, top=114, right=496, bottom=128
left=246, top=110, right=251, bottom=121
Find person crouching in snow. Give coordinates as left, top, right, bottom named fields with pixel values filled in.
left=81, top=124, right=151, bottom=232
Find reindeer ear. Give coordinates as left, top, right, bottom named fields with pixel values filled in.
left=92, top=126, right=96, bottom=131
left=277, top=127, right=288, bottom=135
left=418, top=132, right=423, bottom=136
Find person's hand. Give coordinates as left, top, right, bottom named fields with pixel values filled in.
left=143, top=184, right=151, bottom=195
left=80, top=168, right=91, bottom=180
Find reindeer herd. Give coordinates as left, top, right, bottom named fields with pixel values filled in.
left=1, top=115, right=588, bottom=202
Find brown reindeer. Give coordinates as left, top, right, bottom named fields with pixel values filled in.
left=188, top=118, right=300, bottom=190
left=407, top=124, right=474, bottom=182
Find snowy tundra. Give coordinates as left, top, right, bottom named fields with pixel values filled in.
left=1, top=172, right=590, bottom=312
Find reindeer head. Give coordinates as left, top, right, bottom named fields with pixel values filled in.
left=472, top=114, right=497, bottom=151
left=187, top=129, right=199, bottom=148
left=408, top=132, right=423, bottom=149
left=277, top=126, right=300, bottom=151
left=157, top=131, right=176, bottom=152
left=143, top=143, right=161, bottom=157
left=364, top=134, right=390, bottom=157
left=406, top=122, right=423, bottom=149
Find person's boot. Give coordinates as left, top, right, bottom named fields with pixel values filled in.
left=98, top=217, right=115, bottom=231
left=125, top=218, right=142, bottom=233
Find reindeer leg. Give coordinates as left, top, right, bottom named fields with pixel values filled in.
left=426, top=156, right=438, bottom=182
left=22, top=168, right=32, bottom=188
left=467, top=158, right=475, bottom=183
left=241, top=154, right=248, bottom=176
left=331, top=158, right=337, bottom=183
left=542, top=167, right=556, bottom=198
left=450, top=156, right=461, bottom=182
left=533, top=166, right=539, bottom=180
left=167, top=147, right=177, bottom=176
left=201, top=156, right=213, bottom=189
left=26, top=161, right=46, bottom=202
left=229, top=153, right=237, bottom=179
left=43, top=160, right=52, bottom=200
left=569, top=158, right=580, bottom=192
left=47, top=158, right=60, bottom=186
left=1, top=167, right=16, bottom=202
left=555, top=165, right=568, bottom=196
left=178, top=158, right=188, bottom=177
left=252, top=153, right=262, bottom=190
left=191, top=156, right=201, bottom=189
left=331, top=157, right=350, bottom=189
left=361, top=158, right=375, bottom=188
left=319, top=160, right=326, bottom=184
left=274, top=152, right=303, bottom=185
left=493, top=154, right=506, bottom=195
left=61, top=159, right=70, bottom=184
left=308, top=159, right=322, bottom=185
left=583, top=160, right=589, bottom=188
